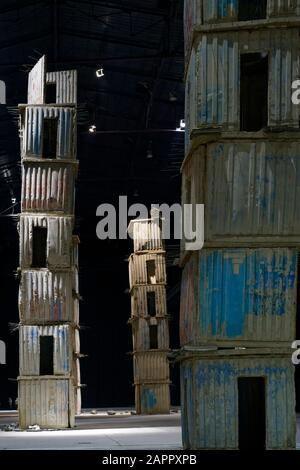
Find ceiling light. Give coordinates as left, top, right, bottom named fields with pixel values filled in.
left=89, top=125, right=96, bottom=133
left=169, top=92, right=178, bottom=102
left=96, top=68, right=104, bottom=78
left=133, top=189, right=139, bottom=197
left=180, top=119, right=186, bottom=129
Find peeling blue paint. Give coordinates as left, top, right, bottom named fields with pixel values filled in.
left=217, top=0, right=237, bottom=18
left=141, top=388, right=157, bottom=412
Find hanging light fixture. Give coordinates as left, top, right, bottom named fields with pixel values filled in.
left=96, top=68, right=104, bottom=78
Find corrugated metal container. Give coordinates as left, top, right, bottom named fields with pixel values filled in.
left=18, top=377, right=74, bottom=428
left=19, top=270, right=74, bottom=324
left=180, top=354, right=296, bottom=449
left=23, top=106, right=76, bottom=159
left=184, top=0, right=201, bottom=66
left=182, top=142, right=300, bottom=245
left=19, top=325, right=73, bottom=375
left=180, top=248, right=297, bottom=347
left=189, top=30, right=299, bottom=131
left=136, top=383, right=170, bottom=415
left=27, top=56, right=45, bottom=105
left=46, top=70, right=77, bottom=105
left=180, top=253, right=199, bottom=347
left=131, top=285, right=167, bottom=318
left=19, top=214, right=73, bottom=268
left=132, top=317, right=169, bottom=351
left=129, top=219, right=164, bottom=253
left=21, top=162, right=76, bottom=213
left=129, top=253, right=167, bottom=288
left=185, top=47, right=197, bottom=154
left=134, top=352, right=170, bottom=383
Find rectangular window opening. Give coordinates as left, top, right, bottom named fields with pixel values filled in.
left=146, top=260, right=156, bottom=284
left=147, top=291, right=156, bottom=317
left=39, top=336, right=54, bottom=376
left=43, top=117, right=58, bottom=159
left=31, top=226, right=47, bottom=268
left=149, top=325, right=158, bottom=349
left=238, top=0, right=267, bottom=21
left=240, top=53, right=268, bottom=132
left=238, top=377, right=266, bottom=450
left=45, top=83, right=57, bottom=104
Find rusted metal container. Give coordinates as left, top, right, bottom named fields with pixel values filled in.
left=21, top=162, right=76, bottom=213
left=131, top=317, right=170, bottom=351
left=19, top=270, right=74, bottom=324
left=135, top=383, right=170, bottom=415
left=180, top=248, right=297, bottom=347
left=18, top=377, right=74, bottom=428
left=19, top=214, right=73, bottom=269
left=129, top=253, right=167, bottom=288
left=185, top=29, right=299, bottom=136
left=46, top=70, right=77, bottom=105
left=131, top=285, right=167, bottom=318
left=180, top=352, right=296, bottom=449
left=134, top=351, right=170, bottom=383
left=128, top=218, right=164, bottom=253
left=19, top=324, right=73, bottom=376
left=20, top=106, right=76, bottom=159
left=181, top=141, right=300, bottom=251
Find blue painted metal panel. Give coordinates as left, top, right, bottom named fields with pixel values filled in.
left=181, top=356, right=296, bottom=449
left=197, top=248, right=297, bottom=343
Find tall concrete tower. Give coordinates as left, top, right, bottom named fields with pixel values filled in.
left=128, top=210, right=171, bottom=414
left=180, top=0, right=299, bottom=449
left=18, top=56, right=81, bottom=428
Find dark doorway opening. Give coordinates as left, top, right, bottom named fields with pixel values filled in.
left=39, top=336, right=54, bottom=376
left=238, top=0, right=267, bottom=21
left=149, top=325, right=158, bottom=349
left=43, top=118, right=58, bottom=158
left=31, top=226, right=47, bottom=268
left=147, top=291, right=156, bottom=317
left=240, top=53, right=268, bottom=132
left=238, top=377, right=266, bottom=450
left=146, top=260, right=156, bottom=284
left=45, top=83, right=57, bottom=104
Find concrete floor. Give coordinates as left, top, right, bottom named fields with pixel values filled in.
left=0, top=411, right=182, bottom=450
left=1, top=411, right=300, bottom=450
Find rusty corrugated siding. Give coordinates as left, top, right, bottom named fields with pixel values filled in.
left=180, top=248, right=297, bottom=346
left=129, top=253, right=167, bottom=287
left=46, top=70, right=77, bottom=105
left=19, top=214, right=74, bottom=268
left=21, top=162, right=75, bottom=213
left=131, top=220, right=164, bottom=252
left=18, top=377, right=73, bottom=428
left=19, top=270, right=74, bottom=323
left=131, top=285, right=167, bottom=318
left=23, top=106, right=76, bottom=159
left=189, top=30, right=299, bottom=130
left=181, top=355, right=296, bottom=449
left=132, top=318, right=169, bottom=351
left=134, top=352, right=170, bottom=383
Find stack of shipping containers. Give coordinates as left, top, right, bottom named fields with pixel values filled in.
left=180, top=0, right=300, bottom=449
left=18, top=56, right=81, bottom=428
left=128, top=211, right=171, bottom=414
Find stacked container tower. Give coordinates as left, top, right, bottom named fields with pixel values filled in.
left=128, top=210, right=171, bottom=414
left=18, top=56, right=81, bottom=428
left=181, top=0, right=300, bottom=449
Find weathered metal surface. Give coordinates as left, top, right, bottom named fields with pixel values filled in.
left=185, top=46, right=197, bottom=154
left=180, top=248, right=297, bottom=346
left=132, top=317, right=169, bottom=351
left=21, top=162, right=76, bottom=213
left=136, top=383, right=170, bottom=415
left=129, top=219, right=164, bottom=253
left=131, top=285, right=167, bottom=318
left=19, top=270, right=74, bottom=324
left=19, top=214, right=73, bottom=269
left=134, top=352, right=170, bottom=383
left=27, top=56, right=45, bottom=105
left=19, top=325, right=72, bottom=376
left=23, top=106, right=76, bottom=159
left=184, top=0, right=201, bottom=66
left=18, top=377, right=73, bottom=429
left=188, top=30, right=299, bottom=131
left=46, top=70, right=77, bottom=105
left=129, top=253, right=167, bottom=288
left=180, top=253, right=199, bottom=347
left=180, top=355, right=296, bottom=449
left=182, top=142, right=300, bottom=244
